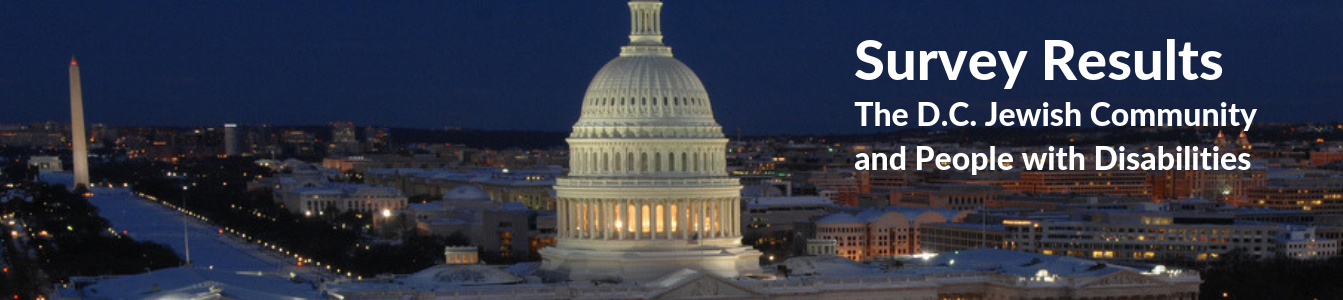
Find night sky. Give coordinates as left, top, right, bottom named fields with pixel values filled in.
left=1, top=1, right=1339, bottom=134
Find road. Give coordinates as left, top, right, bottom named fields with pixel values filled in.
left=87, top=187, right=336, bottom=281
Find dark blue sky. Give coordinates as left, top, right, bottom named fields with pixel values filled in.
left=1, top=1, right=1339, bottom=134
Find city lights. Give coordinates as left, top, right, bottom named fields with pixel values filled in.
left=0, top=0, right=1334, bottom=299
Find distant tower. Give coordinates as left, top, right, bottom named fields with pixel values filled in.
left=330, top=122, right=359, bottom=155
left=224, top=123, right=240, bottom=157
left=539, top=0, right=761, bottom=283
left=1214, top=131, right=1229, bottom=150
left=363, top=126, right=389, bottom=153
left=1235, top=132, right=1251, bottom=151
left=332, top=122, right=358, bottom=144
left=68, top=57, right=90, bottom=189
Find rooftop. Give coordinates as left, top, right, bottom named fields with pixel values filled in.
left=746, top=196, right=833, bottom=208
left=57, top=267, right=323, bottom=300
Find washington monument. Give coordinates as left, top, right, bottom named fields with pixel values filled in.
left=69, top=57, right=89, bottom=189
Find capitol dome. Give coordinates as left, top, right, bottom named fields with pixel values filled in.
left=585, top=57, right=704, bottom=101
left=541, top=0, right=761, bottom=283
left=575, top=56, right=718, bottom=128
left=570, top=5, right=723, bottom=139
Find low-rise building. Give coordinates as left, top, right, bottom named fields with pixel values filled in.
left=27, top=155, right=62, bottom=171
left=795, top=169, right=865, bottom=206
left=322, top=154, right=462, bottom=172
left=813, top=207, right=968, bottom=261
left=1275, top=226, right=1338, bottom=259
left=1001, top=210, right=1334, bottom=261
left=1147, top=169, right=1266, bottom=202
left=365, top=167, right=560, bottom=210
left=742, top=195, right=835, bottom=260
left=403, top=185, right=551, bottom=262
left=918, top=222, right=1006, bottom=253
left=889, top=183, right=1002, bottom=210
left=251, top=159, right=409, bottom=216
left=1015, top=170, right=1151, bottom=196
left=283, top=183, right=408, bottom=216
left=743, top=195, right=833, bottom=235
left=1244, top=177, right=1343, bottom=213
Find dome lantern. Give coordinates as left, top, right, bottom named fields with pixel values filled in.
left=627, top=0, right=664, bottom=47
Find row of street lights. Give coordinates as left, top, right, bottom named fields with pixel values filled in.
left=135, top=188, right=358, bottom=280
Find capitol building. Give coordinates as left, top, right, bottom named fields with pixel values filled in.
left=536, top=0, right=762, bottom=283
left=322, top=1, right=1202, bottom=299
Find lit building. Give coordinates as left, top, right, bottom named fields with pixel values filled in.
left=1275, top=226, right=1338, bottom=259
left=327, top=153, right=461, bottom=172
left=804, top=238, right=837, bottom=256
left=918, top=222, right=1006, bottom=253
left=925, top=169, right=1021, bottom=192
left=223, top=123, right=240, bottom=157
left=990, top=194, right=1152, bottom=211
left=537, top=0, right=761, bottom=282
left=796, top=169, right=866, bottom=206
left=743, top=195, right=833, bottom=235
left=283, top=183, right=408, bottom=216
left=321, top=156, right=371, bottom=172
left=405, top=185, right=547, bottom=261
left=1309, top=151, right=1343, bottom=166
left=1015, top=170, right=1151, bottom=196
left=365, top=167, right=559, bottom=210
left=1235, top=132, right=1252, bottom=151
left=1316, top=226, right=1343, bottom=255
left=1244, top=177, right=1343, bottom=213
left=742, top=195, right=834, bottom=262
left=814, top=207, right=967, bottom=261
left=868, top=169, right=920, bottom=189
left=363, top=126, right=390, bottom=153
left=1213, top=131, right=1230, bottom=150
left=27, top=155, right=62, bottom=171
left=0, top=123, right=66, bottom=148
left=331, top=122, right=357, bottom=143
left=330, top=122, right=361, bottom=154
left=889, top=183, right=1002, bottom=210
left=1148, top=169, right=1265, bottom=203
left=444, top=246, right=481, bottom=265
left=256, top=160, right=409, bottom=216
left=1001, top=211, right=1311, bottom=261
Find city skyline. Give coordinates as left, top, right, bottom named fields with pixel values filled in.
left=5, top=2, right=1343, bottom=299
left=1, top=1, right=1340, bottom=134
